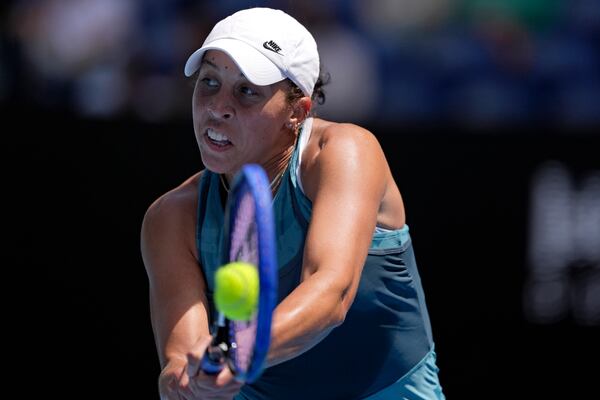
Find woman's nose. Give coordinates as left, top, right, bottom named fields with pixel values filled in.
left=207, top=93, right=234, bottom=120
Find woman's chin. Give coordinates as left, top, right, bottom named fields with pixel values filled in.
left=200, top=156, right=234, bottom=175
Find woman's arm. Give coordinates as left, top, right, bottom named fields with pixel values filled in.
left=267, top=122, right=389, bottom=366
left=141, top=180, right=210, bottom=369
left=141, top=175, right=244, bottom=398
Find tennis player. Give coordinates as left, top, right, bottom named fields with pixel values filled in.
left=141, top=7, right=445, bottom=400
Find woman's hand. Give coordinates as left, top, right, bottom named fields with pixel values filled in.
left=157, top=336, right=242, bottom=399
left=182, top=336, right=243, bottom=400
left=158, top=358, right=186, bottom=400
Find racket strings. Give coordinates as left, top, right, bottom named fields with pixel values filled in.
left=229, top=188, right=260, bottom=375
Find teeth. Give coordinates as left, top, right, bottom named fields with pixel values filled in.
left=207, top=128, right=230, bottom=142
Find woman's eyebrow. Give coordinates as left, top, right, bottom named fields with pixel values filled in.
left=201, top=59, right=219, bottom=69
left=201, top=58, right=246, bottom=78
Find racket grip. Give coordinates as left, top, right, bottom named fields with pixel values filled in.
left=201, top=344, right=226, bottom=375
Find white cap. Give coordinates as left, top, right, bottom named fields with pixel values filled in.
left=184, top=8, right=320, bottom=97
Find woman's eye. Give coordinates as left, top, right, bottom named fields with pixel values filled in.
left=201, top=77, right=219, bottom=88
left=240, top=85, right=258, bottom=96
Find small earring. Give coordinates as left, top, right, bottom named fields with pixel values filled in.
left=287, top=122, right=293, bottom=129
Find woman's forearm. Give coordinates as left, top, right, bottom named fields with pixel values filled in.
left=265, top=269, right=354, bottom=367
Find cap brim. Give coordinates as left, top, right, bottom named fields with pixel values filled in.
left=184, top=38, right=286, bottom=86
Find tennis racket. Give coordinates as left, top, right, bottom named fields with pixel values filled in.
left=201, top=164, right=278, bottom=383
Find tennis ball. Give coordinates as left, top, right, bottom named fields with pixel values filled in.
left=214, top=261, right=259, bottom=321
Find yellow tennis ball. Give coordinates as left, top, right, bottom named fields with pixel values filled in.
left=214, top=261, right=259, bottom=321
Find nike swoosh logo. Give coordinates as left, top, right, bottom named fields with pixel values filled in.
left=263, top=40, right=283, bottom=55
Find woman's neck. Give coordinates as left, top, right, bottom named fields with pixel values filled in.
left=263, top=144, right=294, bottom=194
left=222, top=133, right=298, bottom=195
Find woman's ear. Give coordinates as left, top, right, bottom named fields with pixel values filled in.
left=290, top=97, right=312, bottom=127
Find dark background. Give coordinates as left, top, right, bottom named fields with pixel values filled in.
left=11, top=108, right=598, bottom=398
left=5, top=0, right=600, bottom=398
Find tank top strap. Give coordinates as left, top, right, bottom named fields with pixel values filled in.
left=287, top=117, right=314, bottom=222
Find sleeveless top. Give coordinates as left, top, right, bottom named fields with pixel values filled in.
left=196, top=118, right=444, bottom=399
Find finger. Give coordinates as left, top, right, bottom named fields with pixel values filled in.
left=177, top=367, right=190, bottom=390
left=160, top=371, right=184, bottom=400
left=178, top=370, right=201, bottom=400
left=160, top=383, right=183, bottom=400
left=215, top=365, right=235, bottom=387
left=187, top=335, right=213, bottom=377
left=163, top=391, right=184, bottom=400
left=187, top=371, right=227, bottom=398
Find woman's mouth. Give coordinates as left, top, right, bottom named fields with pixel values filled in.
left=205, top=128, right=233, bottom=150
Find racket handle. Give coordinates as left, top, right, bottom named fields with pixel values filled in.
left=201, top=343, right=226, bottom=375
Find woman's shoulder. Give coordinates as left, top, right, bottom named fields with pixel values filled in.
left=143, top=171, right=204, bottom=229
left=307, top=118, right=385, bottom=165
left=301, top=119, right=387, bottom=198
left=312, top=118, right=376, bottom=144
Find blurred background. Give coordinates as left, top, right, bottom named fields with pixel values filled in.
left=5, top=0, right=598, bottom=398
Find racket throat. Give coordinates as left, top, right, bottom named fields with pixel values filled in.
left=201, top=314, right=238, bottom=375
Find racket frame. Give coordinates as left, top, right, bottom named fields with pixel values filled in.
left=201, top=164, right=278, bottom=383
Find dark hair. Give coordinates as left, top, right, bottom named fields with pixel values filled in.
left=286, top=68, right=330, bottom=109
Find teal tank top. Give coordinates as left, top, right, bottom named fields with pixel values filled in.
left=196, top=120, right=444, bottom=399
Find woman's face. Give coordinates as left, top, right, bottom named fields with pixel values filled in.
left=192, top=50, right=295, bottom=176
